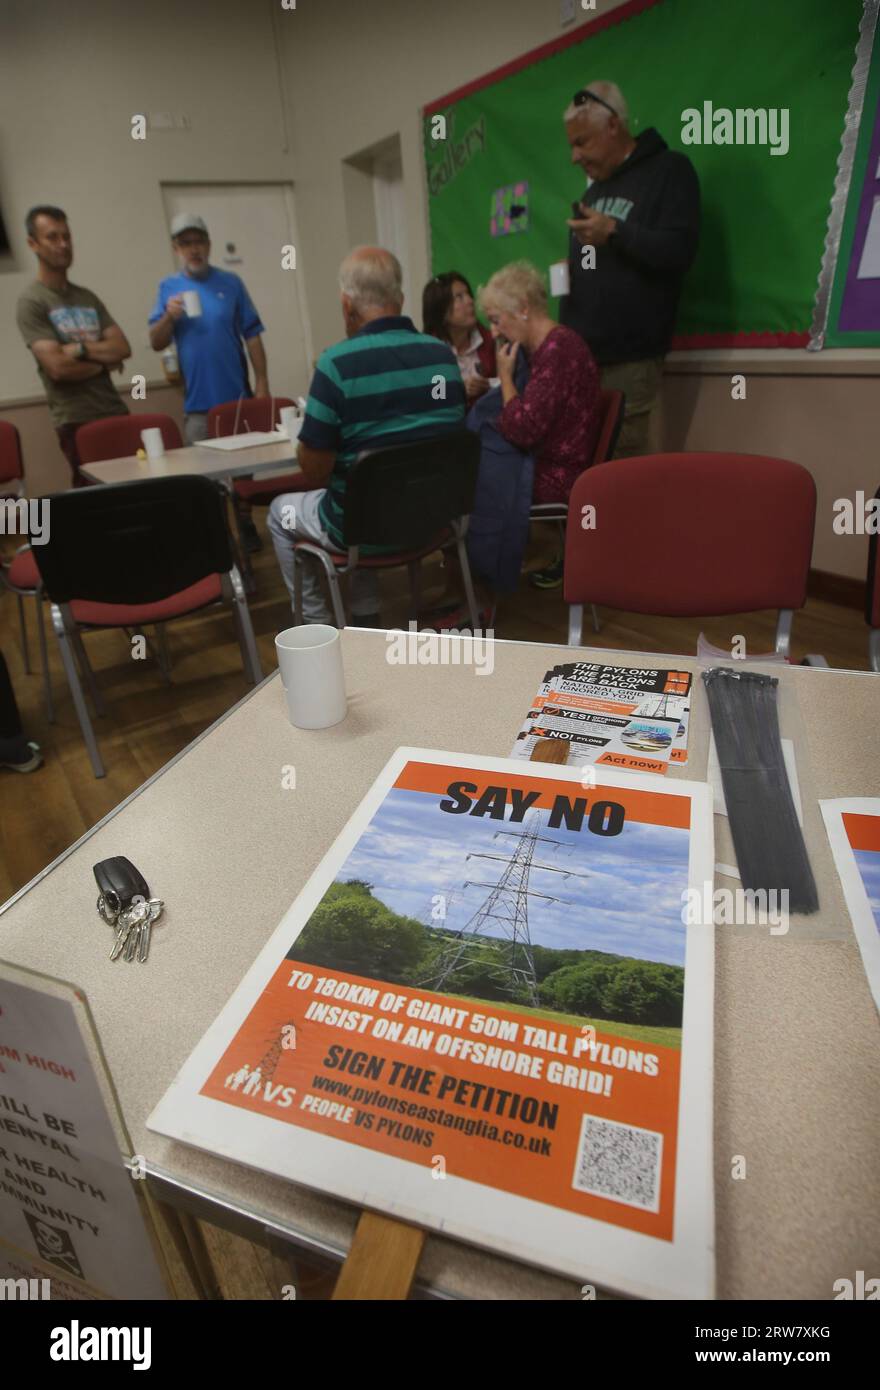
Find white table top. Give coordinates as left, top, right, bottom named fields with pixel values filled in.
left=80, top=439, right=302, bottom=486
left=1, top=634, right=878, bottom=1300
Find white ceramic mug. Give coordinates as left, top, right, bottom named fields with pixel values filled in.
left=549, top=261, right=571, bottom=297
left=275, top=625, right=347, bottom=729
left=141, top=427, right=165, bottom=461
left=182, top=289, right=202, bottom=317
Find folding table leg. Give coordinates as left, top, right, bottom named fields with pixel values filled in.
left=53, top=606, right=105, bottom=778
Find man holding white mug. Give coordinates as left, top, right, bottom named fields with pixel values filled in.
left=149, top=213, right=271, bottom=549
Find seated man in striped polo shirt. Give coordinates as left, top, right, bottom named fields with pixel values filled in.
left=268, top=246, right=466, bottom=625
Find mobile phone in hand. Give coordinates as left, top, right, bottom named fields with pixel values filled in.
left=571, top=199, right=586, bottom=218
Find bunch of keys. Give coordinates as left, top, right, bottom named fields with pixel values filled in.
left=94, top=856, right=164, bottom=965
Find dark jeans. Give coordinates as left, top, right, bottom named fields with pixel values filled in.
left=56, top=422, right=93, bottom=488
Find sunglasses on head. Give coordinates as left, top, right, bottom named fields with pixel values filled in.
left=572, top=88, right=618, bottom=118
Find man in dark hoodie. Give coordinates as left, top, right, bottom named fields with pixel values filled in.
left=560, top=80, right=700, bottom=458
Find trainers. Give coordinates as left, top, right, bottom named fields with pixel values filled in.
left=0, top=739, right=43, bottom=773
left=529, top=553, right=564, bottom=589
left=239, top=519, right=263, bottom=554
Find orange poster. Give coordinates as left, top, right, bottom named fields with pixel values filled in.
left=149, top=749, right=715, bottom=1298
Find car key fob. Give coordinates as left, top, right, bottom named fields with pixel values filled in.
left=93, top=856, right=151, bottom=921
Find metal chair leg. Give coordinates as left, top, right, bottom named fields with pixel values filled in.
left=568, top=604, right=584, bottom=647
left=591, top=604, right=601, bottom=634
left=774, top=609, right=793, bottom=659
left=71, top=628, right=106, bottom=717
left=293, top=550, right=304, bottom=627
left=35, top=590, right=54, bottom=723
left=870, top=629, right=880, bottom=673
left=53, top=605, right=105, bottom=778
left=228, top=566, right=263, bottom=684
left=326, top=568, right=347, bottom=629
left=155, top=624, right=172, bottom=683
left=17, top=593, right=31, bottom=674
left=456, top=531, right=480, bottom=631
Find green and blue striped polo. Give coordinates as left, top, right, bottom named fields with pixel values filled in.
left=298, top=316, right=466, bottom=549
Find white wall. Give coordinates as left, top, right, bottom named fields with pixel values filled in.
left=277, top=0, right=574, bottom=350
left=0, top=0, right=294, bottom=402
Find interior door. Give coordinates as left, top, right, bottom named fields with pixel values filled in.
left=161, top=183, right=313, bottom=399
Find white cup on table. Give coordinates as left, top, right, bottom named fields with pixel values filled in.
left=182, top=289, right=202, bottom=317
left=275, top=625, right=347, bottom=730
left=278, top=405, right=302, bottom=446
left=141, top=427, right=165, bottom=461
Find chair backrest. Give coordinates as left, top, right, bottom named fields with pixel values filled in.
left=341, top=431, right=481, bottom=548
left=867, top=485, right=880, bottom=629
left=32, top=475, right=233, bottom=605
left=591, top=389, right=625, bottom=467
left=207, top=397, right=295, bottom=437
left=564, top=452, right=816, bottom=616
left=0, top=421, right=24, bottom=488
left=75, top=413, right=183, bottom=464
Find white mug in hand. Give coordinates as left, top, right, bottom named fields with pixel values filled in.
left=275, top=625, right=347, bottom=729
left=141, top=427, right=165, bottom=461
left=182, top=289, right=202, bottom=317
left=549, top=261, right=571, bottom=297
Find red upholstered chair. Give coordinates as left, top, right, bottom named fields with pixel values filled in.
left=75, top=413, right=183, bottom=468
left=529, top=388, right=625, bottom=527
left=0, top=420, right=25, bottom=500
left=564, top=452, right=816, bottom=655
left=206, top=396, right=309, bottom=508
left=32, top=475, right=262, bottom=778
left=867, top=486, right=880, bottom=672
left=0, top=422, right=54, bottom=718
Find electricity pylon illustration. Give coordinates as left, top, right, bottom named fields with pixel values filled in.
left=258, top=1021, right=298, bottom=1082
left=426, top=811, right=589, bottom=1006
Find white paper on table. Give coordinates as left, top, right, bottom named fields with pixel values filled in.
left=820, top=798, right=880, bottom=1017
left=707, top=733, right=803, bottom=826
left=0, top=966, right=169, bottom=1298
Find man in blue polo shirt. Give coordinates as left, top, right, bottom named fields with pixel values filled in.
left=148, top=212, right=269, bottom=547
left=268, top=246, right=465, bottom=626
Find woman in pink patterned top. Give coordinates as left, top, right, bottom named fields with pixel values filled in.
left=480, top=261, right=601, bottom=504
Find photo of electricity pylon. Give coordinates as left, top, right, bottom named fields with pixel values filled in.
left=426, top=812, right=589, bottom=1005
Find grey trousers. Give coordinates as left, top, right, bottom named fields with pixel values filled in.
left=267, top=488, right=378, bottom=624
left=184, top=413, right=209, bottom=445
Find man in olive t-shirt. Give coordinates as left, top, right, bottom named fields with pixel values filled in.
left=16, top=205, right=131, bottom=486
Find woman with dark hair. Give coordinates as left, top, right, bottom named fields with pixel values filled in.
left=422, top=272, right=496, bottom=401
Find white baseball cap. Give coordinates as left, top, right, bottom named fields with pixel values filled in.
left=170, top=212, right=208, bottom=238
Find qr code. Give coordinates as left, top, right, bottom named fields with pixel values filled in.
left=572, top=1113, right=663, bottom=1212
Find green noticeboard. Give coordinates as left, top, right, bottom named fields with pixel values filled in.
left=423, top=0, right=863, bottom=347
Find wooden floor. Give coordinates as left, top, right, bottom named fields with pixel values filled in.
left=0, top=515, right=871, bottom=1298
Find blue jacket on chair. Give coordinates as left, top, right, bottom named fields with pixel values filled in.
left=464, top=354, right=533, bottom=594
